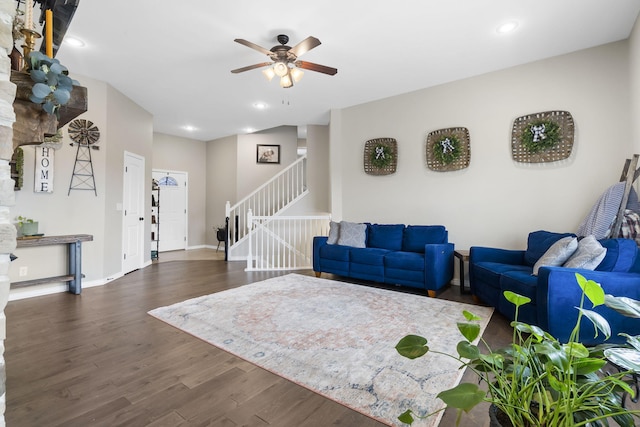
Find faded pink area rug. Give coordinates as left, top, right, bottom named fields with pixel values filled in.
left=149, top=273, right=493, bottom=426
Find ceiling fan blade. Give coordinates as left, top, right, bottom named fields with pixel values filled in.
left=295, top=61, right=338, bottom=76
left=231, top=62, right=273, bottom=74
left=234, top=39, right=273, bottom=56
left=289, top=36, right=321, bottom=57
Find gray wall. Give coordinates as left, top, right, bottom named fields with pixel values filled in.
left=10, top=74, right=153, bottom=299
left=332, top=40, right=633, bottom=251
left=152, top=133, right=207, bottom=247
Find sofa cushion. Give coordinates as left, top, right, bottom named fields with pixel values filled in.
left=368, top=224, right=405, bottom=251
left=500, top=270, right=538, bottom=304
left=563, top=235, right=607, bottom=270
left=319, top=243, right=350, bottom=262
left=524, top=230, right=577, bottom=266
left=472, top=262, right=532, bottom=290
left=402, top=225, right=447, bottom=253
left=532, top=236, right=578, bottom=275
left=350, top=247, right=389, bottom=265
left=384, top=251, right=425, bottom=271
left=337, top=221, right=367, bottom=248
left=596, top=238, right=638, bottom=272
left=327, top=221, right=340, bottom=244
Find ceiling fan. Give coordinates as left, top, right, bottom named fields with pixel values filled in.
left=231, top=34, right=338, bottom=88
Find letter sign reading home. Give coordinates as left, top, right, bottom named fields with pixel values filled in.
left=35, top=146, right=54, bottom=193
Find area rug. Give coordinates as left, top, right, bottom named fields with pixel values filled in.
left=148, top=273, right=494, bottom=426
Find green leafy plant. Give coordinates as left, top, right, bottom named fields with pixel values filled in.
left=15, top=215, right=35, bottom=227
left=370, top=144, right=393, bottom=168
left=432, top=135, right=461, bottom=165
left=396, top=273, right=640, bottom=426
left=27, top=51, right=79, bottom=116
left=520, top=120, right=561, bottom=153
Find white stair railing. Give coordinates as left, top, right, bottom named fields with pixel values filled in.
left=246, top=210, right=331, bottom=271
left=226, top=155, right=307, bottom=255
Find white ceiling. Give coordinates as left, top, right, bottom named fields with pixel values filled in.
left=52, top=0, right=640, bottom=142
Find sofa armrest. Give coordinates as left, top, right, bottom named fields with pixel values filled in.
left=470, top=246, right=526, bottom=265
left=537, top=266, right=640, bottom=344
left=313, top=236, right=328, bottom=272
left=424, top=243, right=454, bottom=291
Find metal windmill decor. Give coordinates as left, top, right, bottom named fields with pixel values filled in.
left=67, top=119, right=100, bottom=196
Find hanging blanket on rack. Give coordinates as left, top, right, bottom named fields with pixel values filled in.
left=577, top=182, right=640, bottom=239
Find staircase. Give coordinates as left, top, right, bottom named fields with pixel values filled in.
left=225, top=155, right=330, bottom=270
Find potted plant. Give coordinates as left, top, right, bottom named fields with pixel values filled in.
left=395, top=273, right=640, bottom=426
left=16, top=215, right=38, bottom=237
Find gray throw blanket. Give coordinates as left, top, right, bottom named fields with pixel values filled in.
left=577, top=182, right=640, bottom=239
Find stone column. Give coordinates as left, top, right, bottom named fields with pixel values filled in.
left=0, top=1, right=17, bottom=426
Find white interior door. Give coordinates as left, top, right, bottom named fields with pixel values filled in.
left=152, top=170, right=187, bottom=252
left=123, top=152, right=145, bottom=273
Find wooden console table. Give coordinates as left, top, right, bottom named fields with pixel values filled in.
left=13, top=234, right=93, bottom=294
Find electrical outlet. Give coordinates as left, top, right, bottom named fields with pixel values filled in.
left=19, top=266, right=27, bottom=277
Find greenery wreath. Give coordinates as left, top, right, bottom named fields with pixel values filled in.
left=432, top=135, right=461, bottom=165
left=520, top=120, right=561, bottom=153
left=370, top=144, right=393, bottom=168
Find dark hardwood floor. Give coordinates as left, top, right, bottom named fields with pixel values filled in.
left=5, top=251, right=511, bottom=426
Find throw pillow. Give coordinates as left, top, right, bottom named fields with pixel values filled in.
left=337, top=221, right=367, bottom=248
left=563, top=235, right=607, bottom=270
left=524, top=230, right=577, bottom=266
left=327, top=221, right=340, bottom=245
left=532, top=236, right=578, bottom=275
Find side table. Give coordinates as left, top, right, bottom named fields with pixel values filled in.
left=454, top=249, right=471, bottom=295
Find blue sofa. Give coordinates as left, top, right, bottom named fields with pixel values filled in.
left=313, top=222, right=454, bottom=296
left=470, top=230, right=640, bottom=344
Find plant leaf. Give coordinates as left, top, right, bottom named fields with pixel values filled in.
left=503, top=291, right=531, bottom=307
left=577, top=307, right=611, bottom=339
left=563, top=342, right=589, bottom=359
left=29, top=69, right=47, bottom=83
left=32, top=82, right=52, bottom=99
left=575, top=273, right=605, bottom=307
left=604, top=295, right=640, bottom=318
left=572, top=357, right=607, bottom=375
left=457, top=322, right=480, bottom=342
left=398, top=409, right=414, bottom=425
left=604, top=348, right=640, bottom=372
left=620, top=333, right=640, bottom=352
left=53, top=88, right=71, bottom=105
left=436, top=383, right=485, bottom=412
left=462, top=310, right=481, bottom=321
left=43, top=101, right=55, bottom=115
left=396, top=335, right=429, bottom=359
left=50, top=62, right=65, bottom=75
left=457, top=341, right=479, bottom=360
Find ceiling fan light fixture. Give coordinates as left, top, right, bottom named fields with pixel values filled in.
left=280, top=74, right=293, bottom=88
left=290, top=67, right=304, bottom=83
left=273, top=61, right=289, bottom=77
left=262, top=67, right=275, bottom=81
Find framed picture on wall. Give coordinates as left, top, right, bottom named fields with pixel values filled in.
left=256, top=144, right=280, bottom=164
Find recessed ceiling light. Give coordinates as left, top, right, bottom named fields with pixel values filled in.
left=182, top=125, right=196, bottom=132
left=253, top=102, right=268, bottom=110
left=63, top=36, right=85, bottom=47
left=497, top=21, right=519, bottom=34
left=245, top=128, right=255, bottom=133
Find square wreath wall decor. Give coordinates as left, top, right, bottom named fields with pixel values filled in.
left=511, top=110, right=574, bottom=163
left=364, top=138, right=397, bottom=175
left=426, top=127, right=470, bottom=172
